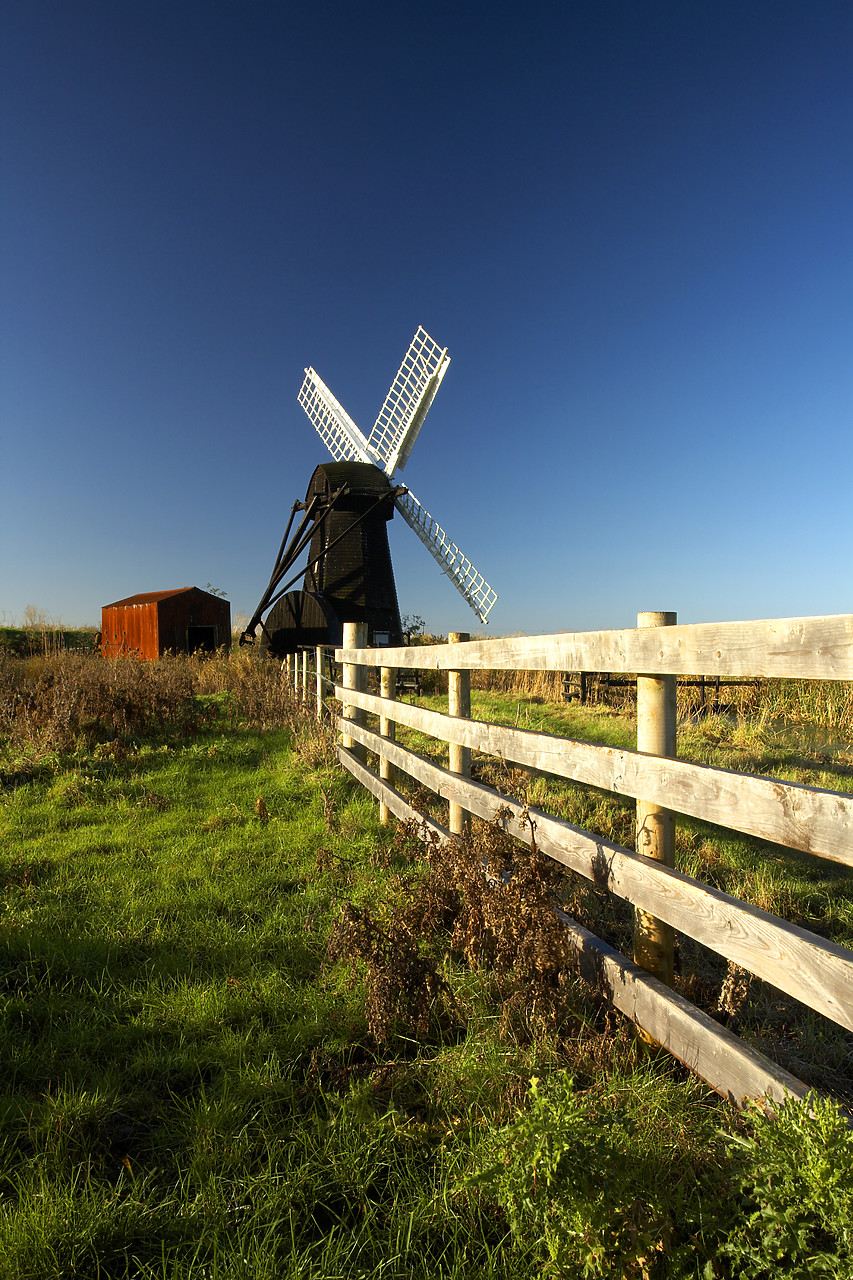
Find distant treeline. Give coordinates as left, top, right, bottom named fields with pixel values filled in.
left=0, top=627, right=99, bottom=656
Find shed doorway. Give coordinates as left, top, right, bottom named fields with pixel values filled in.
left=186, top=626, right=216, bottom=654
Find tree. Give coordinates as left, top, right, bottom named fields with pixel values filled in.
left=401, top=613, right=425, bottom=637
left=22, top=604, right=48, bottom=630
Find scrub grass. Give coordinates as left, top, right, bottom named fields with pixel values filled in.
left=1, top=653, right=852, bottom=1276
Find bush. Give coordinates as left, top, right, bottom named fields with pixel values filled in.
left=722, top=1093, right=853, bottom=1278
left=466, top=1070, right=727, bottom=1277
left=467, top=1075, right=853, bottom=1279
left=327, top=813, right=578, bottom=1046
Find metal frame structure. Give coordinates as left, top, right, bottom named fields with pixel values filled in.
left=242, top=478, right=405, bottom=647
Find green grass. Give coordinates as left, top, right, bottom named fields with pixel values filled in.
left=1, top=718, right=587, bottom=1278
left=1, top=667, right=852, bottom=1276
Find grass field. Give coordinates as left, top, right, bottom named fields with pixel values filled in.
left=1, top=652, right=852, bottom=1278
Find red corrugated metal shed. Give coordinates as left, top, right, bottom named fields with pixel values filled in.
left=101, top=587, right=231, bottom=659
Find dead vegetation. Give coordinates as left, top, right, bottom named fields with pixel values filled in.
left=0, top=650, right=200, bottom=751
left=327, top=812, right=584, bottom=1048
left=0, top=647, right=316, bottom=764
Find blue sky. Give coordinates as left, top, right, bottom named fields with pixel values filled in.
left=2, top=0, right=850, bottom=635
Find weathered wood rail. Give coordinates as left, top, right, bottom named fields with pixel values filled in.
left=322, top=613, right=853, bottom=1109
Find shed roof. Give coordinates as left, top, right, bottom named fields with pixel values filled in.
left=103, top=587, right=196, bottom=609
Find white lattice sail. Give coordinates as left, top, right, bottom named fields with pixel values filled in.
left=298, top=368, right=371, bottom=464
left=367, top=327, right=450, bottom=475
left=394, top=488, right=498, bottom=625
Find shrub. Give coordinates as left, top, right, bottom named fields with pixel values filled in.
left=327, top=812, right=579, bottom=1046
left=326, top=901, right=448, bottom=1043
left=468, top=1077, right=853, bottom=1279
left=722, top=1093, right=853, bottom=1278
left=466, top=1070, right=727, bottom=1277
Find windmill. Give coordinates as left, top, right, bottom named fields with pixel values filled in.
left=241, top=327, right=497, bottom=656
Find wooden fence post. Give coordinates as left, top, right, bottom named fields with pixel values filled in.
left=301, top=649, right=309, bottom=703
left=448, top=632, right=471, bottom=837
left=315, top=646, right=325, bottom=721
left=379, top=665, right=397, bottom=825
left=634, top=611, right=677, bottom=987
left=342, top=621, right=367, bottom=763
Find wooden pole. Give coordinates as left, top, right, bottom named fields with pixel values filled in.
left=342, top=622, right=367, bottom=763
left=301, top=649, right=309, bottom=703
left=379, top=665, right=397, bottom=825
left=634, top=611, right=677, bottom=988
left=315, top=646, right=325, bottom=721
left=448, top=632, right=471, bottom=837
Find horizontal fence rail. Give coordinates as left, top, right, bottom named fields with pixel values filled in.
left=339, top=737, right=816, bottom=1109
left=325, top=613, right=853, bottom=1109
left=339, top=613, right=853, bottom=679
left=555, top=908, right=812, bottom=1108
left=337, top=688, right=853, bottom=868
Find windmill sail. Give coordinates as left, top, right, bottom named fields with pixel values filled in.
left=367, top=327, right=450, bottom=475
left=394, top=488, right=498, bottom=625
left=298, top=368, right=372, bottom=464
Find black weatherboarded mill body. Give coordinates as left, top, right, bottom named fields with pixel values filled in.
left=245, top=461, right=404, bottom=657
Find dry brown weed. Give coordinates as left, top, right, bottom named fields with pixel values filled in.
left=328, top=811, right=583, bottom=1047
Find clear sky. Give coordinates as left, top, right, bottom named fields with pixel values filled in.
left=2, top=0, right=850, bottom=636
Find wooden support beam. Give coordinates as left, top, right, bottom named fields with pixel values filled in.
left=379, top=665, right=396, bottom=825
left=339, top=745, right=448, bottom=845
left=634, top=611, right=677, bottom=988
left=557, top=910, right=811, bottom=1110
left=341, top=622, right=367, bottom=763
left=448, top=632, right=471, bottom=836
left=315, top=646, right=325, bottom=721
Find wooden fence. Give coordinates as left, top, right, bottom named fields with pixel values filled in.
left=309, top=613, right=852, bottom=1109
